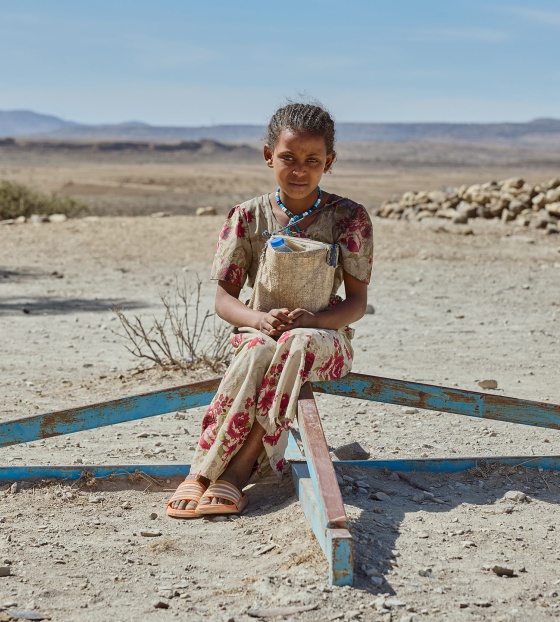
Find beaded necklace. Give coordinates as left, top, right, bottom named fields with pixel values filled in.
left=275, top=186, right=322, bottom=233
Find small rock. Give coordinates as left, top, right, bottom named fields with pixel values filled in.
left=389, top=472, right=400, bottom=481
left=333, top=442, right=370, bottom=461
left=478, top=379, right=498, bottom=390
left=417, top=531, right=429, bottom=539
left=357, top=487, right=369, bottom=495
left=370, top=576, right=383, bottom=587
left=48, top=213, right=68, bottom=223
left=491, top=565, right=515, bottom=577
left=364, top=304, right=375, bottom=314
left=153, top=600, right=170, bottom=609
left=461, top=540, right=477, bottom=548
left=402, top=408, right=418, bottom=415
left=418, top=567, right=432, bottom=577
left=504, top=491, right=527, bottom=502
left=121, top=501, right=132, bottom=510
left=140, top=530, right=162, bottom=537
left=196, top=206, right=217, bottom=216
left=0, top=566, right=12, bottom=577
left=10, top=482, right=19, bottom=494
left=385, top=598, right=406, bottom=608
left=30, top=214, right=48, bottom=224
left=370, top=491, right=391, bottom=502
left=149, top=512, right=158, bottom=520
left=150, top=211, right=170, bottom=218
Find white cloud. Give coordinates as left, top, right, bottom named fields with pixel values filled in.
left=495, top=6, right=560, bottom=27
left=399, top=26, right=509, bottom=43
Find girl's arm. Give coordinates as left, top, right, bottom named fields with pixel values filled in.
left=284, top=271, right=368, bottom=331
left=215, top=281, right=293, bottom=337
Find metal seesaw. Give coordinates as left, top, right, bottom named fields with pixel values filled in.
left=1, top=372, right=560, bottom=586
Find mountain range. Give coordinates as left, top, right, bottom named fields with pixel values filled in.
left=2, top=109, right=560, bottom=144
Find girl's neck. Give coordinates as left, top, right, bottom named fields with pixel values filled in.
left=277, top=187, right=322, bottom=214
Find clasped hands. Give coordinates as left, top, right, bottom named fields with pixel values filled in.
left=258, top=307, right=316, bottom=339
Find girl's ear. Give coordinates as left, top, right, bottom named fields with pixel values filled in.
left=263, top=144, right=274, bottom=168
left=324, top=151, right=337, bottom=173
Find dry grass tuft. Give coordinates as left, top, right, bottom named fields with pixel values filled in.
left=0, top=180, right=89, bottom=219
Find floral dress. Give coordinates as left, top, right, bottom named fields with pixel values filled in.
left=189, top=193, right=374, bottom=481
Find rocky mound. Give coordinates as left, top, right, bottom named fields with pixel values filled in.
left=373, top=177, right=560, bottom=233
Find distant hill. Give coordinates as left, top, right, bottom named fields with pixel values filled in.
left=0, top=110, right=78, bottom=136
left=2, top=109, right=560, bottom=144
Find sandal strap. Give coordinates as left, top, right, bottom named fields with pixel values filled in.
left=200, top=480, right=242, bottom=505
left=168, top=479, right=206, bottom=504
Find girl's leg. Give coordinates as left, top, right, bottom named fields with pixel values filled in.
left=254, top=327, right=353, bottom=478
left=170, top=331, right=276, bottom=511
left=211, top=327, right=353, bottom=507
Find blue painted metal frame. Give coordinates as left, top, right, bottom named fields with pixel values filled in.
left=3, top=454, right=560, bottom=485
left=2, top=372, right=560, bottom=588
left=315, top=373, right=560, bottom=430
left=292, top=463, right=353, bottom=586
left=0, top=377, right=220, bottom=447
left=3, top=373, right=559, bottom=451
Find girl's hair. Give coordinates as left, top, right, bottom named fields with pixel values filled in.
left=266, top=102, right=336, bottom=154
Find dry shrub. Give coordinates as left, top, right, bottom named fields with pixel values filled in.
left=0, top=180, right=89, bottom=219
left=114, top=275, right=231, bottom=374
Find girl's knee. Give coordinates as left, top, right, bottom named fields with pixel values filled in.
left=242, top=334, right=277, bottom=358
left=278, top=328, right=323, bottom=351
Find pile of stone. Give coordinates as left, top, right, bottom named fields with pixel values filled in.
left=373, top=177, right=560, bottom=233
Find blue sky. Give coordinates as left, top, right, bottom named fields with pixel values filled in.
left=1, top=1, right=559, bottom=125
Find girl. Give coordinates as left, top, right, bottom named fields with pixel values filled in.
left=167, top=102, right=373, bottom=518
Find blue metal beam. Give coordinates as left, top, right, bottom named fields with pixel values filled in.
left=333, top=455, right=560, bottom=472
left=315, top=373, right=560, bottom=430
left=2, top=455, right=559, bottom=484
left=3, top=373, right=559, bottom=451
left=291, top=463, right=353, bottom=586
left=298, top=384, right=348, bottom=529
left=0, top=464, right=192, bottom=483
left=0, top=377, right=220, bottom=448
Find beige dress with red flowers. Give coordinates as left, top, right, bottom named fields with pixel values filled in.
left=189, top=194, right=374, bottom=481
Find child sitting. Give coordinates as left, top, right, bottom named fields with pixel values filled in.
left=167, top=101, right=373, bottom=518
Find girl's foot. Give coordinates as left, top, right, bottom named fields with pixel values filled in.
left=169, top=475, right=210, bottom=512
left=197, top=474, right=244, bottom=509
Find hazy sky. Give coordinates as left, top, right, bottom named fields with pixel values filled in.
left=1, top=1, right=559, bottom=126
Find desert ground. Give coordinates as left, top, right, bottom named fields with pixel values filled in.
left=1, top=141, right=560, bottom=621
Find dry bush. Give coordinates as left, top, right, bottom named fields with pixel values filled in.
left=114, top=276, right=231, bottom=374
left=0, top=180, right=89, bottom=219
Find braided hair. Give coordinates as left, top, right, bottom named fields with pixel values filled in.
left=266, top=102, right=336, bottom=154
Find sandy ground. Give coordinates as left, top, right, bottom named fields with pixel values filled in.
left=1, top=207, right=560, bottom=622
left=2, top=141, right=560, bottom=622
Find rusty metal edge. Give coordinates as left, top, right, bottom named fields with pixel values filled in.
left=0, top=376, right=221, bottom=447
left=315, top=372, right=560, bottom=430
left=298, top=383, right=348, bottom=529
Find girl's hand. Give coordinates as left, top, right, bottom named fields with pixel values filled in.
left=258, top=308, right=292, bottom=338
left=286, top=308, right=316, bottom=329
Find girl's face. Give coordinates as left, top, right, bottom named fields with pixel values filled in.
left=264, top=129, right=335, bottom=205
